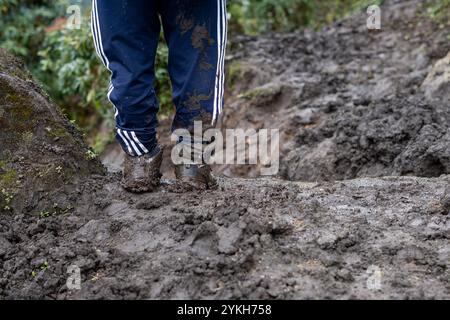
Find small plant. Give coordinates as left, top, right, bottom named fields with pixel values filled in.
left=1, top=188, right=14, bottom=211
left=31, top=261, right=50, bottom=278
left=39, top=203, right=73, bottom=218
left=40, top=261, right=49, bottom=271
left=60, top=205, right=74, bottom=215
left=85, top=149, right=97, bottom=160
left=39, top=210, right=51, bottom=218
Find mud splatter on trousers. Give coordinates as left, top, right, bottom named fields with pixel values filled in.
left=91, top=0, right=228, bottom=156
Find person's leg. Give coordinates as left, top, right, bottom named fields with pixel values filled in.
left=91, top=0, right=161, bottom=156
left=159, top=0, right=228, bottom=131
left=159, top=0, right=228, bottom=190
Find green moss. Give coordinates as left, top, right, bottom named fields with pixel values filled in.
left=7, top=93, right=33, bottom=120
left=227, top=61, right=245, bottom=89
left=46, top=126, right=70, bottom=139
left=0, top=169, right=17, bottom=188
left=39, top=203, right=74, bottom=219
left=427, top=0, right=450, bottom=23
left=43, top=125, right=78, bottom=156
left=85, top=148, right=98, bottom=160
left=1, top=80, right=31, bottom=112
left=9, top=70, right=31, bottom=82
left=239, top=85, right=282, bottom=100
left=91, top=130, right=115, bottom=155
left=0, top=79, right=36, bottom=136
left=0, top=169, right=20, bottom=211
left=22, top=131, right=34, bottom=146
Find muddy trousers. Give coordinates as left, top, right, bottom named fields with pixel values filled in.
left=91, top=0, right=227, bottom=156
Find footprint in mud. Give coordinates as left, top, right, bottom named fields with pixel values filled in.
left=190, top=221, right=219, bottom=258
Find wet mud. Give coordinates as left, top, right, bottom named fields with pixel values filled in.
left=0, top=0, right=449, bottom=299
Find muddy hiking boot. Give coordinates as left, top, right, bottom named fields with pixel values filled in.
left=121, top=145, right=163, bottom=193
left=173, top=133, right=218, bottom=191
left=174, top=163, right=218, bottom=191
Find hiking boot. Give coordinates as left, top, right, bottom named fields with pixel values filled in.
left=174, top=163, right=218, bottom=191
left=121, top=145, right=163, bottom=193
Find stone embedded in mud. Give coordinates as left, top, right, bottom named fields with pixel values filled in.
left=0, top=48, right=104, bottom=215
left=293, top=108, right=318, bottom=125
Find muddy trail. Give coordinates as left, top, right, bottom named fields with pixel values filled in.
left=0, top=0, right=449, bottom=299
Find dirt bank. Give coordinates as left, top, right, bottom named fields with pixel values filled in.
left=0, top=48, right=104, bottom=216
left=220, top=0, right=450, bottom=180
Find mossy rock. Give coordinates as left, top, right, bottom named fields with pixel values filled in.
left=0, top=48, right=105, bottom=215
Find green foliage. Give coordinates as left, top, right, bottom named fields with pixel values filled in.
left=154, top=36, right=173, bottom=118
left=37, top=24, right=112, bottom=128
left=228, top=0, right=315, bottom=34
left=0, top=0, right=68, bottom=63
left=229, top=0, right=384, bottom=34
left=427, top=0, right=450, bottom=23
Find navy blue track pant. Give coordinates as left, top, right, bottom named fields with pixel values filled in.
left=91, top=0, right=228, bottom=156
